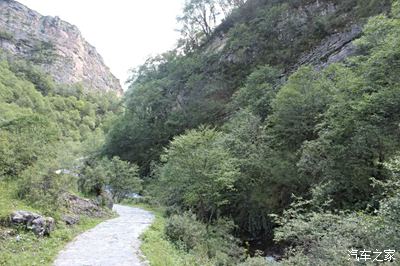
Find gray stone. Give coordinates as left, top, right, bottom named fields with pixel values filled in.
left=293, top=25, right=362, bottom=71
left=10, top=210, right=55, bottom=236
left=30, top=217, right=55, bottom=236
left=62, top=192, right=109, bottom=217
left=61, top=214, right=80, bottom=226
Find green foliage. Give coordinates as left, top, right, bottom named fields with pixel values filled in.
left=0, top=115, right=59, bottom=179
left=0, top=60, right=48, bottom=112
left=79, top=156, right=142, bottom=202
left=156, top=127, right=239, bottom=221
left=268, top=66, right=334, bottom=150
left=107, top=156, right=142, bottom=202
left=9, top=59, right=56, bottom=95
left=79, top=157, right=110, bottom=196
left=140, top=208, right=215, bottom=266
left=165, top=212, right=245, bottom=265
left=274, top=160, right=400, bottom=265
left=238, top=257, right=271, bottom=266
left=0, top=31, right=14, bottom=42
left=297, top=8, right=400, bottom=208
left=232, top=65, right=282, bottom=119
left=165, top=212, right=207, bottom=251
left=17, top=159, right=76, bottom=214
left=29, top=40, right=57, bottom=64
left=105, top=51, right=226, bottom=174
left=0, top=181, right=36, bottom=218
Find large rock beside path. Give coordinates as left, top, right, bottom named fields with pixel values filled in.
left=10, top=210, right=55, bottom=236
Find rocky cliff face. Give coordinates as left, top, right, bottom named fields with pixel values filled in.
left=293, top=24, right=362, bottom=71
left=206, top=0, right=389, bottom=75
left=0, top=0, right=123, bottom=95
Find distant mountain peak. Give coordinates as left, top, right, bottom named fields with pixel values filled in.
left=0, top=0, right=123, bottom=95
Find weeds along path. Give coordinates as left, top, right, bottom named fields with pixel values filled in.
left=54, top=205, right=154, bottom=266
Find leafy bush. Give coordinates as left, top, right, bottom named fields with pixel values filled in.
left=0, top=31, right=14, bottom=42
left=273, top=155, right=400, bottom=265
left=165, top=212, right=245, bottom=265
left=107, top=156, right=142, bottom=202
left=17, top=159, right=75, bottom=215
left=237, top=257, right=271, bottom=266
left=8, top=59, right=56, bottom=96
left=29, top=41, right=57, bottom=64
left=79, top=156, right=142, bottom=202
left=78, top=157, right=109, bottom=196
left=0, top=115, right=59, bottom=179
left=165, top=212, right=207, bottom=251
left=157, top=126, right=239, bottom=222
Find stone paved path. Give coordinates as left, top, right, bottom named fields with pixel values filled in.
left=53, top=205, right=154, bottom=266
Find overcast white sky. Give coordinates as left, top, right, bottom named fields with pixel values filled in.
left=17, top=0, right=185, bottom=90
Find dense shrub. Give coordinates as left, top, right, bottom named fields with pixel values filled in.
left=17, top=159, right=74, bottom=214
left=165, top=212, right=246, bottom=265
left=79, top=156, right=142, bottom=202
left=274, top=155, right=400, bottom=265
left=156, top=127, right=239, bottom=222
left=165, top=212, right=207, bottom=251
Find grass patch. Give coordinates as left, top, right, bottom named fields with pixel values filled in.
left=0, top=182, right=36, bottom=218
left=0, top=181, right=109, bottom=266
left=0, top=216, right=104, bottom=266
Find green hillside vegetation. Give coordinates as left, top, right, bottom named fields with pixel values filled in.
left=0, top=52, right=131, bottom=264
left=106, top=0, right=400, bottom=264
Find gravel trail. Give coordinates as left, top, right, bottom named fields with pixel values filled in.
left=53, top=204, right=154, bottom=266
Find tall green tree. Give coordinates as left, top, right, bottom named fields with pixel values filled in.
left=156, top=127, right=239, bottom=222
left=107, top=156, right=142, bottom=202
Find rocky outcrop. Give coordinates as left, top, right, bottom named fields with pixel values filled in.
left=294, top=25, right=362, bottom=71
left=62, top=193, right=110, bottom=218
left=0, top=0, right=122, bottom=95
left=10, top=210, right=55, bottom=236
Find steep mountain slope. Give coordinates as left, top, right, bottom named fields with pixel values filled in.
left=105, top=0, right=391, bottom=173
left=0, top=0, right=123, bottom=95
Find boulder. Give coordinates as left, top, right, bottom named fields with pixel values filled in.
left=10, top=210, right=40, bottom=224
left=61, top=214, right=80, bottom=225
left=62, top=192, right=109, bottom=217
left=10, top=211, right=55, bottom=236
left=30, top=217, right=55, bottom=236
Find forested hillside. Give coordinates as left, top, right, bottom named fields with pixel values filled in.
left=0, top=49, right=125, bottom=263
left=105, top=0, right=400, bottom=264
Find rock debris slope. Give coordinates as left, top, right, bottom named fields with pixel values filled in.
left=53, top=205, right=154, bottom=266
